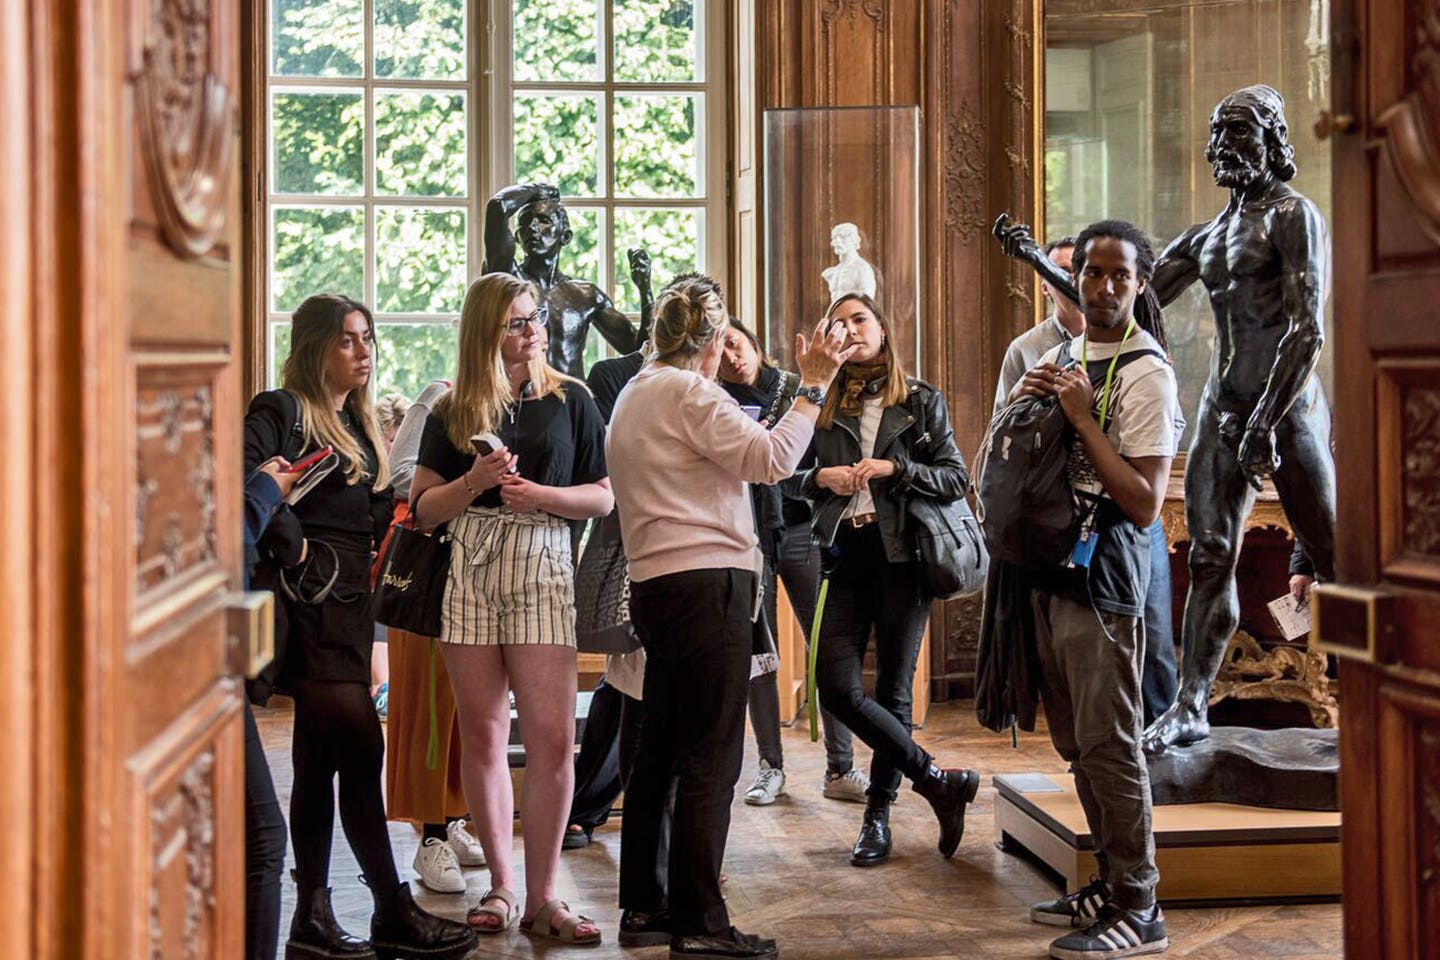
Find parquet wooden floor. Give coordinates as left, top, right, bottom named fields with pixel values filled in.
left=257, top=699, right=1342, bottom=959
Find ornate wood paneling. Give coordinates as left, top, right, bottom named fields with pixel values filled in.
left=1402, top=384, right=1440, bottom=559
left=757, top=0, right=1040, bottom=698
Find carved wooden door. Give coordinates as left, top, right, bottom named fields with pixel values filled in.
left=1319, top=0, right=1440, bottom=955
left=110, top=0, right=248, bottom=955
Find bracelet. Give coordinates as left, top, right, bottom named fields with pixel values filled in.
left=462, top=473, right=478, bottom=496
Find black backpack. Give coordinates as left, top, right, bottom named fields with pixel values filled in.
left=974, top=343, right=1160, bottom=570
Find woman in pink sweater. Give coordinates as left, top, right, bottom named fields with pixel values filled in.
left=606, top=280, right=852, bottom=960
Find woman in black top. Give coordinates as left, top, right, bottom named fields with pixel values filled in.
left=245, top=294, right=472, bottom=960
left=800, top=293, right=981, bottom=869
left=715, top=317, right=869, bottom=807
left=410, top=273, right=613, bottom=945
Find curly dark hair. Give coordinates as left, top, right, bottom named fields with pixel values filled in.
left=1071, top=219, right=1169, bottom=352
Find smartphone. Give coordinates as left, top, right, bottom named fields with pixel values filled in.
left=285, top=445, right=333, bottom=473
left=471, top=432, right=519, bottom=474
left=286, top=450, right=340, bottom=505
left=740, top=405, right=763, bottom=421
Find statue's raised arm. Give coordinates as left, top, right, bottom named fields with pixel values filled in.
left=992, top=213, right=1079, bottom=307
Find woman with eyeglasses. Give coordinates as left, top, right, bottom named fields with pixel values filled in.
left=244, top=293, right=474, bottom=960
left=410, top=273, right=613, bottom=946
left=802, top=293, right=980, bottom=870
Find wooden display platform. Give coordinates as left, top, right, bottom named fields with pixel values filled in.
left=993, top=773, right=1341, bottom=904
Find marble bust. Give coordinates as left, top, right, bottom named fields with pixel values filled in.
left=822, top=222, right=877, bottom=302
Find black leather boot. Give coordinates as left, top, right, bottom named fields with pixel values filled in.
left=286, top=886, right=376, bottom=960
left=849, top=797, right=892, bottom=867
left=370, top=885, right=476, bottom=960
left=912, top=766, right=980, bottom=859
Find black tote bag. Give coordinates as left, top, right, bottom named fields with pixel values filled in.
left=374, top=505, right=452, bottom=638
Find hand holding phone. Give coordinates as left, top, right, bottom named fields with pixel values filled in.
left=286, top=445, right=334, bottom=473
left=467, top=433, right=519, bottom=491
left=739, top=405, right=763, bottom=421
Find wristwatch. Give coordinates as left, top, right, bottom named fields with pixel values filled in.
left=795, top=384, right=826, bottom=407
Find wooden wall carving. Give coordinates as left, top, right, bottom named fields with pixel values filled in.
left=1402, top=384, right=1440, bottom=558
left=759, top=0, right=1040, bottom=697
left=1419, top=724, right=1440, bottom=936
left=135, top=381, right=218, bottom=598
left=148, top=748, right=216, bottom=960
left=131, top=0, right=234, bottom=258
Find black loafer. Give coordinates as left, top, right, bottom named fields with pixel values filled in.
left=849, top=801, right=892, bottom=867
left=619, top=909, right=673, bottom=947
left=562, top=826, right=592, bottom=850
left=671, top=927, right=778, bottom=959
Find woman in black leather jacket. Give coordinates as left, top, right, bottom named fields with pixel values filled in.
left=799, top=293, right=981, bottom=869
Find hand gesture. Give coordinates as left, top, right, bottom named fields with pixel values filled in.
left=467, top=445, right=519, bottom=493
left=816, top=466, right=856, bottom=496
left=530, top=182, right=560, bottom=200
left=628, top=247, right=652, bottom=290
left=794, top=316, right=859, bottom=392
left=257, top=457, right=300, bottom=499
left=1237, top=426, right=1280, bottom=492
left=1008, top=361, right=1068, bottom=404
left=1054, top=366, right=1095, bottom=426
left=850, top=458, right=896, bottom=487
left=499, top=475, right=548, bottom=513
left=993, top=213, right=1040, bottom=261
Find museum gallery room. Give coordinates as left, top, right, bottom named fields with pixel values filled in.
left=8, top=0, right=1440, bottom=957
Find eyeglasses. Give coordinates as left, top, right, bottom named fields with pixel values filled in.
left=505, top=311, right=544, bottom=335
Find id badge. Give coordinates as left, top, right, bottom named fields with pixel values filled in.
left=1069, top=530, right=1098, bottom=569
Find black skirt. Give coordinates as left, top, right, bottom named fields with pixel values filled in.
left=276, top=533, right=377, bottom=687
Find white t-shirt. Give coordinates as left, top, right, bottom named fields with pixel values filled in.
left=843, top=398, right=885, bottom=518
left=1037, top=329, right=1184, bottom=512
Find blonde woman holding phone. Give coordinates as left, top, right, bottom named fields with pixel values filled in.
left=410, top=273, right=612, bottom=945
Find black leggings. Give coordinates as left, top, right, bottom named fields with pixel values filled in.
left=245, top=702, right=286, bottom=960
left=289, top=678, right=400, bottom=901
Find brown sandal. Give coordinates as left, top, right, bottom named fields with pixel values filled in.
left=467, top=887, right=517, bottom=933
left=519, top=898, right=602, bottom=946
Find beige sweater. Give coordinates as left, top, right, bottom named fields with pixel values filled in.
left=607, top=363, right=815, bottom=584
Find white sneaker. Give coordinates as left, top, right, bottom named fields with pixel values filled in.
left=743, top=760, right=787, bottom=806
left=822, top=767, right=871, bottom=803
left=413, top=836, right=466, bottom=893
left=446, top=819, right=486, bottom=867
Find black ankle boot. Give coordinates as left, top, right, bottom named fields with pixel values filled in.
left=912, top=766, right=980, bottom=859
left=286, top=886, right=376, bottom=960
left=370, top=884, right=476, bottom=960
left=849, top=797, right=892, bottom=867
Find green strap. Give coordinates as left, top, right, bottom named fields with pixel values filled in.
left=425, top=637, right=440, bottom=771
left=1082, top=317, right=1138, bottom=433
left=807, top=576, right=830, bottom=742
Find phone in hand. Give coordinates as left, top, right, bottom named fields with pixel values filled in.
left=286, top=449, right=341, bottom=505
left=471, top=433, right=519, bottom=474
left=286, top=445, right=333, bottom=473
left=740, top=405, right=763, bottom=421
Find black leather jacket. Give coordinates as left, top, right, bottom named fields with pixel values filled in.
left=799, top=379, right=970, bottom=562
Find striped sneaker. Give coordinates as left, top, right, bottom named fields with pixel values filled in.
left=1048, top=903, right=1168, bottom=959
left=1030, top=876, right=1111, bottom=927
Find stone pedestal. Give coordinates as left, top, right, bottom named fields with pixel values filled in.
left=1146, top=726, right=1339, bottom=811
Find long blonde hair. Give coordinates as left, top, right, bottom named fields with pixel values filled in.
left=280, top=294, right=390, bottom=489
left=436, top=272, right=573, bottom=450
left=816, top=293, right=910, bottom=429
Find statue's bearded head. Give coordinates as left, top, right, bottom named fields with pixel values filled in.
left=517, top=198, right=573, bottom=260
left=1204, top=84, right=1297, bottom=188
left=830, top=222, right=861, bottom=258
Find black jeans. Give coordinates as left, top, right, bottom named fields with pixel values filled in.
left=814, top=524, right=933, bottom=803
left=569, top=679, right=624, bottom=831
left=245, top=701, right=287, bottom=960
left=621, top=568, right=755, bottom=936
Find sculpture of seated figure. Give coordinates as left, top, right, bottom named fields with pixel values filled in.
left=821, top=222, right=877, bottom=302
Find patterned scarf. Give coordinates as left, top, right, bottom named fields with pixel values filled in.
left=837, top=360, right=889, bottom=418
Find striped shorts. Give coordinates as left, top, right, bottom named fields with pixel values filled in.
left=440, top=506, right=577, bottom=647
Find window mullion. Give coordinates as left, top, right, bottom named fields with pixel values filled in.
left=363, top=0, right=377, bottom=310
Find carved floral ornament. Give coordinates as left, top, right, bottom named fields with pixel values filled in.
left=820, top=0, right=885, bottom=26
left=132, top=0, right=233, bottom=258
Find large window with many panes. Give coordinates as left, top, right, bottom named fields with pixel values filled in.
left=264, top=0, right=727, bottom=397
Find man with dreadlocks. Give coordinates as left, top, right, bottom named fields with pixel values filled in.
left=1004, top=219, right=1181, bottom=958
left=995, top=83, right=1335, bottom=758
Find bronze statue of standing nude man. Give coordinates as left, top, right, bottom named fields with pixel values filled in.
left=995, top=84, right=1336, bottom=755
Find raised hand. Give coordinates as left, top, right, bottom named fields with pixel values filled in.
left=794, top=316, right=859, bottom=392
left=628, top=247, right=652, bottom=290
left=993, top=212, right=1040, bottom=261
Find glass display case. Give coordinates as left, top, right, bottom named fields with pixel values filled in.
left=763, top=106, right=921, bottom=371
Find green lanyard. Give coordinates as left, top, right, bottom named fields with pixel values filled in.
left=1082, top=317, right=1137, bottom=432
